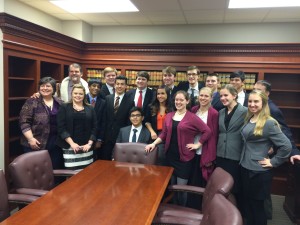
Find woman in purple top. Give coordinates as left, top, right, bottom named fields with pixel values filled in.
left=19, top=77, right=64, bottom=169
left=146, top=91, right=211, bottom=206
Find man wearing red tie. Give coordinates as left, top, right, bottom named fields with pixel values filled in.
left=127, top=71, right=154, bottom=113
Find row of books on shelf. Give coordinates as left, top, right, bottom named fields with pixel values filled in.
left=86, top=69, right=257, bottom=90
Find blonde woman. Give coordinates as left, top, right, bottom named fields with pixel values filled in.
left=56, top=84, right=97, bottom=170
left=240, top=90, right=291, bottom=225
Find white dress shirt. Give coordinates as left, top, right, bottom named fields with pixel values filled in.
left=134, top=88, right=147, bottom=107
left=237, top=90, right=246, bottom=106
left=129, top=125, right=143, bottom=142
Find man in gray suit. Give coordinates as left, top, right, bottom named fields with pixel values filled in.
left=116, top=107, right=151, bottom=144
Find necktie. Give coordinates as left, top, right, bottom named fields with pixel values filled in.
left=137, top=90, right=143, bottom=108
left=113, top=87, right=115, bottom=94
left=91, top=99, right=96, bottom=107
left=114, top=96, right=120, bottom=114
left=132, top=129, right=138, bottom=142
left=191, top=88, right=196, bottom=107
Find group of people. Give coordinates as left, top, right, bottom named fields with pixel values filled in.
left=19, top=63, right=300, bottom=225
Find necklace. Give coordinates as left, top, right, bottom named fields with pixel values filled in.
left=73, top=104, right=84, bottom=111
left=43, top=98, right=53, bottom=110
left=176, top=110, right=187, bottom=115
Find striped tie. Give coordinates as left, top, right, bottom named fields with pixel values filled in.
left=114, top=96, right=120, bottom=114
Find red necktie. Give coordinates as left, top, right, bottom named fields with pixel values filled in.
left=91, top=99, right=96, bottom=107
left=137, top=90, right=143, bottom=108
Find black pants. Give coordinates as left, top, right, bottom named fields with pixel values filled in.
left=241, top=167, right=273, bottom=225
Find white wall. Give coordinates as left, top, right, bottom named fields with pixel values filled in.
left=62, top=21, right=92, bottom=42
left=92, top=23, right=300, bottom=43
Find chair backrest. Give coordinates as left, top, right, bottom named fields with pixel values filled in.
left=113, top=142, right=158, bottom=165
left=9, top=150, right=55, bottom=190
left=0, top=170, right=10, bottom=222
left=202, top=167, right=234, bottom=212
left=201, top=194, right=243, bottom=225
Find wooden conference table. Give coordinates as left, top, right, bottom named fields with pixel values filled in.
left=1, top=160, right=173, bottom=225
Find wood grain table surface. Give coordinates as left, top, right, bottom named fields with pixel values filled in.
left=1, top=160, right=173, bottom=225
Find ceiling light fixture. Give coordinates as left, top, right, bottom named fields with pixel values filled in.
left=229, top=0, right=300, bottom=8
left=50, top=0, right=139, bottom=13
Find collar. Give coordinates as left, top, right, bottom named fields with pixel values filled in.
left=131, top=125, right=143, bottom=132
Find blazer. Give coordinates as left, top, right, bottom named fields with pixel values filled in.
left=240, top=119, right=292, bottom=171
left=19, top=96, right=63, bottom=149
left=177, top=81, right=205, bottom=92
left=211, top=92, right=225, bottom=112
left=191, top=106, right=219, bottom=181
left=86, top=95, right=106, bottom=140
left=269, top=99, right=299, bottom=156
left=116, top=125, right=151, bottom=144
left=127, top=87, right=154, bottom=112
left=159, top=111, right=211, bottom=162
left=56, top=103, right=97, bottom=149
left=98, top=84, right=112, bottom=100
left=217, top=103, right=247, bottom=161
left=103, top=92, right=135, bottom=142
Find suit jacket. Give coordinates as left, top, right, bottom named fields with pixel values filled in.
left=86, top=94, right=106, bottom=140
left=191, top=106, right=219, bottom=181
left=268, top=99, right=299, bottom=156
left=99, top=84, right=112, bottom=100
left=177, top=81, right=205, bottom=107
left=243, top=92, right=249, bottom=107
left=159, top=111, right=211, bottom=162
left=240, top=119, right=291, bottom=171
left=211, top=92, right=225, bottom=112
left=217, top=104, right=247, bottom=161
left=56, top=103, right=97, bottom=149
left=127, top=88, right=154, bottom=112
left=103, top=92, right=135, bottom=142
left=116, top=125, right=151, bottom=144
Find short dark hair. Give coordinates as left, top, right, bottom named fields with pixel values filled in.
left=88, top=79, right=102, bottom=88
left=187, top=66, right=200, bottom=75
left=129, top=106, right=144, bottom=117
left=162, top=66, right=176, bottom=77
left=230, top=70, right=245, bottom=82
left=206, top=73, right=219, bottom=81
left=136, top=71, right=150, bottom=81
left=39, top=77, right=56, bottom=95
left=115, top=75, right=128, bottom=85
left=256, top=80, right=272, bottom=92
left=69, top=63, right=82, bottom=73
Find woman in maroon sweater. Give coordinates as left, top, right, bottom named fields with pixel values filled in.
left=146, top=90, right=211, bottom=206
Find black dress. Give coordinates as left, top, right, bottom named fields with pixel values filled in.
left=166, top=119, right=193, bottom=179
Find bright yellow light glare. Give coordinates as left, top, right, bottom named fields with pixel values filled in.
left=50, top=0, right=139, bottom=13
left=229, top=0, right=300, bottom=8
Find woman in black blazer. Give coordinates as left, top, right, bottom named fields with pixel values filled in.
left=145, top=85, right=173, bottom=165
left=57, top=84, right=97, bottom=170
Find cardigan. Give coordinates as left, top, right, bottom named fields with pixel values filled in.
left=159, top=111, right=211, bottom=162
left=19, top=96, right=63, bottom=149
left=191, top=106, right=219, bottom=180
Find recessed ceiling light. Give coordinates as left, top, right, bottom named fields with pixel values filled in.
left=50, top=0, right=139, bottom=13
left=229, top=0, right=300, bottom=8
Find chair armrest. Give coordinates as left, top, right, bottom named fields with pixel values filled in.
left=8, top=193, right=38, bottom=204
left=168, top=184, right=205, bottom=195
left=152, top=214, right=201, bottom=225
left=157, top=203, right=202, bottom=220
left=15, top=188, right=48, bottom=197
left=53, top=169, right=78, bottom=177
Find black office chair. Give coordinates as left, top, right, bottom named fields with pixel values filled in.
left=0, top=169, right=38, bottom=222
left=113, top=142, right=158, bottom=165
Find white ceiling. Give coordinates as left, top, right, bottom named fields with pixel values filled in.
left=18, top=0, right=300, bottom=26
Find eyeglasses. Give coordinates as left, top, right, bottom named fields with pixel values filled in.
left=130, top=114, right=142, bottom=118
left=187, top=73, right=198, bottom=77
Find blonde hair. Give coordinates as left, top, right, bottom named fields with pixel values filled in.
left=245, top=90, right=279, bottom=136
left=70, top=84, right=89, bottom=105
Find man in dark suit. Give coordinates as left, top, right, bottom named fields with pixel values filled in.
left=162, top=66, right=179, bottom=99
left=230, top=70, right=249, bottom=107
left=127, top=71, right=154, bottom=113
left=86, top=79, right=106, bottom=159
left=100, top=75, right=135, bottom=160
left=254, top=80, right=300, bottom=220
left=177, top=65, right=205, bottom=107
left=98, top=67, right=117, bottom=99
left=205, top=73, right=224, bottom=111
left=116, top=107, right=151, bottom=144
